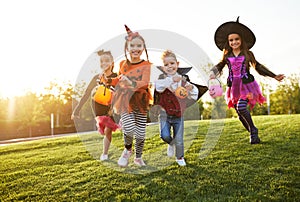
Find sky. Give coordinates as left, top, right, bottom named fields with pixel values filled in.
left=1, top=0, right=300, bottom=98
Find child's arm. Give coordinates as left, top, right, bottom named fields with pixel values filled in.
left=155, top=75, right=173, bottom=93
left=210, top=60, right=227, bottom=78
left=255, top=62, right=285, bottom=81
left=72, top=75, right=98, bottom=118
left=250, top=51, right=285, bottom=81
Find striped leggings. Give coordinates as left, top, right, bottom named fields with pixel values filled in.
left=121, top=111, right=147, bottom=158
left=235, top=99, right=256, bottom=132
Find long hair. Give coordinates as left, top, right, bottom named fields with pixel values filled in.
left=124, top=35, right=149, bottom=66
left=222, top=33, right=256, bottom=71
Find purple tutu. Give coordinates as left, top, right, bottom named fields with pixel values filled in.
left=225, top=77, right=266, bottom=109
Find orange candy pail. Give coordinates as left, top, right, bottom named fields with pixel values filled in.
left=93, top=85, right=112, bottom=105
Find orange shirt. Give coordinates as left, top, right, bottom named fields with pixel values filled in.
left=111, top=60, right=152, bottom=114
left=111, top=60, right=151, bottom=90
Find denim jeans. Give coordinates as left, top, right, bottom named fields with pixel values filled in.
left=159, top=111, right=184, bottom=159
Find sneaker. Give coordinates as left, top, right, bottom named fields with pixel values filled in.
left=134, top=157, right=146, bottom=166
left=118, top=149, right=132, bottom=167
left=167, top=144, right=175, bottom=157
left=176, top=158, right=186, bottom=166
left=100, top=154, right=108, bottom=161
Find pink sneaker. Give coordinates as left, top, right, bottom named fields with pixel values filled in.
left=134, top=157, right=146, bottom=166
left=118, top=149, right=132, bottom=167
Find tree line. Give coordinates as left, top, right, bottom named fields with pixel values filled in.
left=0, top=74, right=299, bottom=140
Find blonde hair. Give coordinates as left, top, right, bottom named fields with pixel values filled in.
left=161, top=50, right=177, bottom=61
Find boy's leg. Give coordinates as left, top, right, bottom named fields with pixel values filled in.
left=173, top=117, right=184, bottom=159
left=159, top=112, right=172, bottom=144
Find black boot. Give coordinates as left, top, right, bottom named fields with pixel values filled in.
left=250, top=127, right=260, bottom=144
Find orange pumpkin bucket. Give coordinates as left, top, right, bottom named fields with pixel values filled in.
left=175, top=86, right=188, bottom=99
left=93, top=85, right=112, bottom=105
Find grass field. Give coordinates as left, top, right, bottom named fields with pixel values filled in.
left=1, top=115, right=299, bottom=201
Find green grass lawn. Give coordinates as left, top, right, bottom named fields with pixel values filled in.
left=1, top=115, right=299, bottom=201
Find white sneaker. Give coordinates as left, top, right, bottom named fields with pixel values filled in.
left=118, top=149, right=132, bottom=167
left=176, top=158, right=186, bottom=166
left=134, top=157, right=146, bottom=166
left=167, top=144, right=175, bottom=157
left=100, top=154, right=108, bottom=161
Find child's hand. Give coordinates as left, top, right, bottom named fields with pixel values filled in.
left=172, top=75, right=182, bottom=82
left=209, top=71, right=216, bottom=79
left=274, top=74, right=285, bottom=82
left=99, top=73, right=109, bottom=83
left=185, top=83, right=194, bottom=91
left=118, top=75, right=134, bottom=88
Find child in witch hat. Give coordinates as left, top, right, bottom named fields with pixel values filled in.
left=105, top=25, right=153, bottom=167
left=154, top=50, right=208, bottom=166
left=210, top=17, right=285, bottom=144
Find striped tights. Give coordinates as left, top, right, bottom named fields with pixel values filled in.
left=121, top=111, right=147, bottom=158
left=235, top=99, right=257, bottom=132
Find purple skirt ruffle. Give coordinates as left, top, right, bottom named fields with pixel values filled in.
left=225, top=78, right=266, bottom=109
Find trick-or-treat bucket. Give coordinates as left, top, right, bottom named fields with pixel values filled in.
left=208, top=78, right=223, bottom=98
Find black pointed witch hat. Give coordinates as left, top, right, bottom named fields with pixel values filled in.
left=214, top=16, right=256, bottom=50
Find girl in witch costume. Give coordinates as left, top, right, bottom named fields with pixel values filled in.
left=155, top=50, right=208, bottom=166
left=210, top=17, right=285, bottom=144
left=71, top=50, right=119, bottom=161
left=104, top=25, right=153, bottom=167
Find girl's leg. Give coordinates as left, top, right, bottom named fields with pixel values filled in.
left=103, top=127, right=112, bottom=155
left=236, top=99, right=260, bottom=144
left=234, top=105, right=250, bottom=132
left=120, top=112, right=136, bottom=150
left=134, top=111, right=147, bottom=158
left=118, top=112, right=135, bottom=167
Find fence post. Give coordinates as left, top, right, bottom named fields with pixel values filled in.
left=51, top=113, right=54, bottom=136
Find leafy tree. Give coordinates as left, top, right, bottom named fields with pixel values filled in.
left=40, top=80, right=75, bottom=127
left=269, top=74, right=300, bottom=114
left=184, top=99, right=205, bottom=120
left=15, top=92, right=48, bottom=137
